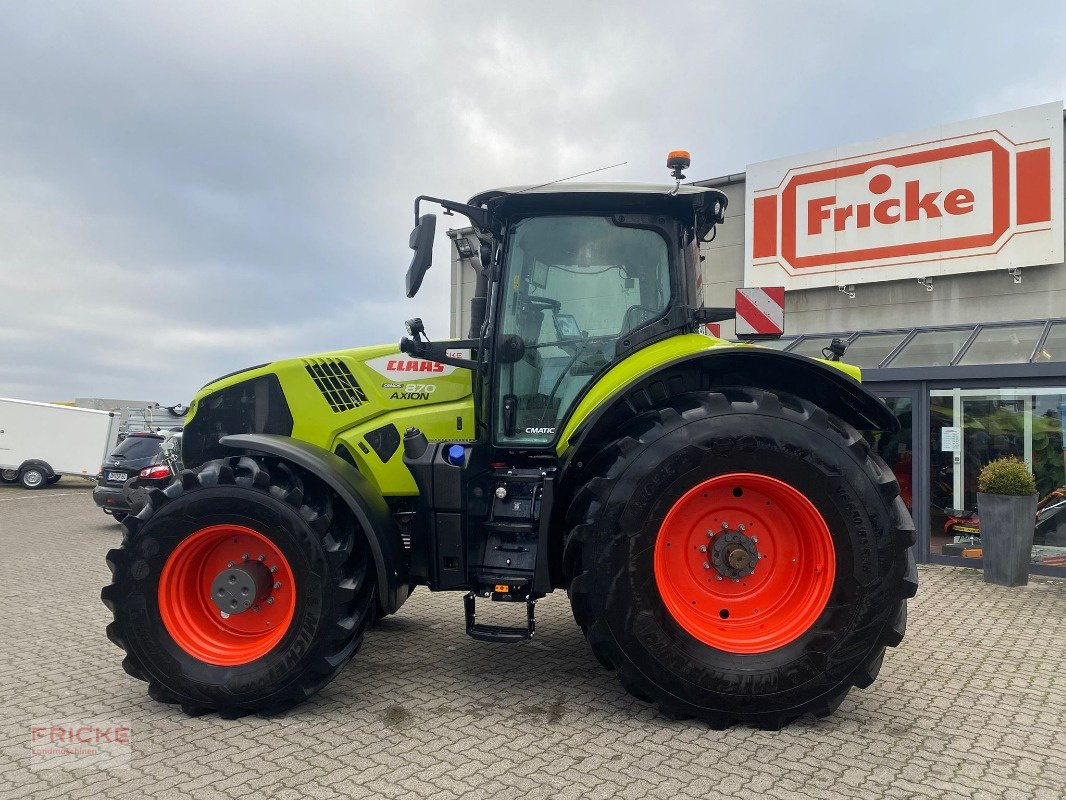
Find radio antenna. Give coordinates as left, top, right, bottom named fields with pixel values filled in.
left=513, top=161, right=627, bottom=194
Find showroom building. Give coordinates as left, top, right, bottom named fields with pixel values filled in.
left=450, top=102, right=1066, bottom=577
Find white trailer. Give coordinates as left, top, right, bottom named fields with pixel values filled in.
left=0, top=398, right=120, bottom=489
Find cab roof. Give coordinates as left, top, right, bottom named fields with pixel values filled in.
left=470, top=182, right=716, bottom=204
left=468, top=182, right=727, bottom=223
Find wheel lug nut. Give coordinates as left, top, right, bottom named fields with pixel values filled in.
left=738, top=524, right=746, bottom=532
left=227, top=561, right=235, bottom=568
left=257, top=554, right=265, bottom=562
left=698, top=545, right=707, bottom=553
left=273, top=582, right=281, bottom=589
left=721, top=521, right=729, bottom=530
left=252, top=605, right=260, bottom=613
left=752, top=536, right=758, bottom=543
left=241, top=553, right=249, bottom=561
left=270, top=565, right=278, bottom=573
left=702, top=562, right=710, bottom=570
left=716, top=575, right=723, bottom=581
left=266, top=597, right=274, bottom=605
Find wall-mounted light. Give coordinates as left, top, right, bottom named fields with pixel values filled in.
left=454, top=237, right=474, bottom=258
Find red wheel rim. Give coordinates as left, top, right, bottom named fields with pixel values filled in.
left=158, top=524, right=296, bottom=666
left=654, top=473, right=835, bottom=654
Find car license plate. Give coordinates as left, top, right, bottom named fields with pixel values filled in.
left=953, top=525, right=979, bottom=534
left=106, top=471, right=128, bottom=482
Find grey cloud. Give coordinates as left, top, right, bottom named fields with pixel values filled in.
left=0, top=1, right=1063, bottom=402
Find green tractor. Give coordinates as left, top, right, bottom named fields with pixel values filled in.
left=102, top=153, right=916, bottom=728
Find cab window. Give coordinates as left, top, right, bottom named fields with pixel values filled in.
left=494, top=215, right=671, bottom=446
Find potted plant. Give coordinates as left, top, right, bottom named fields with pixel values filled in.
left=977, top=456, right=1038, bottom=587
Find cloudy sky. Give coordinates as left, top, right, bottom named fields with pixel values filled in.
left=1, top=1, right=1063, bottom=403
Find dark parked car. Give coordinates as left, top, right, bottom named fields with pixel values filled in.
left=93, top=431, right=181, bottom=521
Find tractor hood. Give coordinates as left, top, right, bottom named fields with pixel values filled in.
left=182, top=342, right=474, bottom=472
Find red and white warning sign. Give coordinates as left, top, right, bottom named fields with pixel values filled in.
left=735, top=287, right=784, bottom=337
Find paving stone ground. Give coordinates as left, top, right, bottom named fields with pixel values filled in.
left=1, top=481, right=1064, bottom=799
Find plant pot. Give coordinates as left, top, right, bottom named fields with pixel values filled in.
left=977, top=492, right=1038, bottom=587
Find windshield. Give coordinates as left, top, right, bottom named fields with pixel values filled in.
left=494, top=215, right=671, bottom=446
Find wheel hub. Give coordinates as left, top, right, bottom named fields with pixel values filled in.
left=158, top=524, right=295, bottom=666
left=711, top=528, right=760, bottom=579
left=653, top=473, right=836, bottom=654
left=211, top=560, right=274, bottom=614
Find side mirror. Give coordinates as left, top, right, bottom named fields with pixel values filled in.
left=405, top=214, right=437, bottom=298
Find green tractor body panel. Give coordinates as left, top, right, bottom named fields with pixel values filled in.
left=185, top=342, right=474, bottom=496
left=556, top=333, right=860, bottom=455
left=185, top=333, right=862, bottom=492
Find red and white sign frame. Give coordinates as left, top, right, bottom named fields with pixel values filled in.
left=734, top=287, right=784, bottom=337
left=745, top=103, right=1063, bottom=291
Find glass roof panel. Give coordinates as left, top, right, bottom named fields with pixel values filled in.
left=787, top=336, right=845, bottom=359
left=884, top=327, right=974, bottom=368
left=956, top=323, right=1045, bottom=365
left=842, top=331, right=909, bottom=368
left=1033, top=322, right=1066, bottom=363
left=751, top=337, right=794, bottom=350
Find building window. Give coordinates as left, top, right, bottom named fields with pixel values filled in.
left=786, top=336, right=845, bottom=359
left=863, top=397, right=914, bottom=511
left=886, top=328, right=974, bottom=368
left=844, top=331, right=909, bottom=368
left=929, top=387, right=1066, bottom=568
left=1033, top=322, right=1066, bottom=363
left=956, top=323, right=1045, bottom=366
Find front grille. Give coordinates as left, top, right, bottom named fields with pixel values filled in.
left=305, top=359, right=368, bottom=413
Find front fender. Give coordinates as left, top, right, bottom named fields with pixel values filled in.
left=219, top=433, right=410, bottom=614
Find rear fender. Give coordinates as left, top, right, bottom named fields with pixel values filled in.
left=219, top=433, right=410, bottom=614
left=563, top=348, right=897, bottom=464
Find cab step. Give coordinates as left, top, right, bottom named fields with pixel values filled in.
left=464, top=592, right=536, bottom=643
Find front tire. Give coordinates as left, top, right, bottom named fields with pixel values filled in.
left=102, top=455, right=377, bottom=717
left=564, top=388, right=917, bottom=729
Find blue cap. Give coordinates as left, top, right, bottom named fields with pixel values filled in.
left=446, top=444, right=465, bottom=465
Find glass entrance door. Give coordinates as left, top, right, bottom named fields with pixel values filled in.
left=929, top=387, right=1066, bottom=570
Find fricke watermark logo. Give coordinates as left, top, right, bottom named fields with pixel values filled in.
left=29, top=720, right=132, bottom=770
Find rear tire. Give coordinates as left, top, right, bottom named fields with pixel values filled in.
left=564, top=388, right=917, bottom=729
left=101, top=455, right=377, bottom=717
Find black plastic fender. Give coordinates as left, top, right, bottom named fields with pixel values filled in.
left=219, top=433, right=410, bottom=614
left=18, top=459, right=55, bottom=478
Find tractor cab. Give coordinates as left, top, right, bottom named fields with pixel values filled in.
left=400, top=169, right=731, bottom=453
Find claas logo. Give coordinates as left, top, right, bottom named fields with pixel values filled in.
left=385, top=359, right=445, bottom=373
